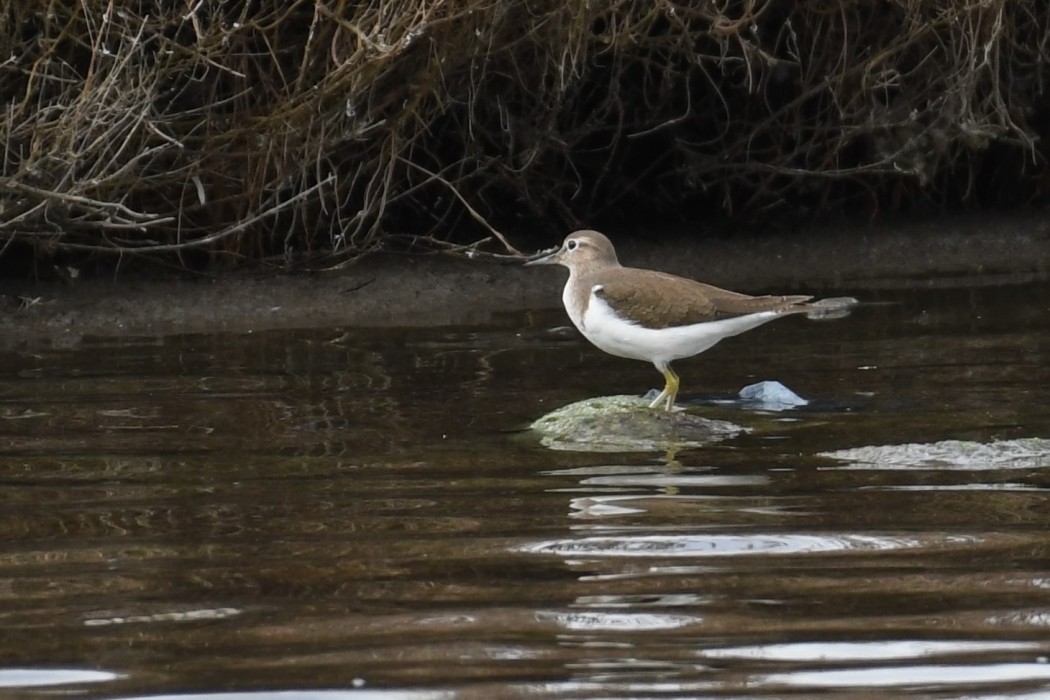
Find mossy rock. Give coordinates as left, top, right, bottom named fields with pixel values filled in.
left=530, top=395, right=747, bottom=452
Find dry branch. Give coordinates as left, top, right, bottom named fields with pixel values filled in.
left=0, top=0, right=1045, bottom=271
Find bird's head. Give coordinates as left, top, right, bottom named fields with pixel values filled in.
left=524, top=230, right=619, bottom=270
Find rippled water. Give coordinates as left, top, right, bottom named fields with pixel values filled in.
left=2, top=282, right=1050, bottom=699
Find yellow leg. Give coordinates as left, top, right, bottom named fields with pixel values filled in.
left=648, top=363, right=680, bottom=411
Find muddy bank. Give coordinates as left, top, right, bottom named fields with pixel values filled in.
left=2, top=214, right=1048, bottom=343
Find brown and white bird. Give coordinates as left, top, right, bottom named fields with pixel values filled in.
left=527, top=230, right=853, bottom=411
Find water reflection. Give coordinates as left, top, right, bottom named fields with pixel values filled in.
left=544, top=464, right=767, bottom=488
left=521, top=532, right=947, bottom=557
left=758, top=662, right=1050, bottom=689
left=84, top=607, right=242, bottom=627
left=537, top=610, right=700, bottom=631
left=1, top=283, right=1050, bottom=697
left=700, top=640, right=1041, bottom=661
left=114, top=693, right=450, bottom=700
left=0, top=667, right=122, bottom=688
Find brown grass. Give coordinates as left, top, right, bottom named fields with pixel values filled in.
left=0, top=0, right=1046, bottom=271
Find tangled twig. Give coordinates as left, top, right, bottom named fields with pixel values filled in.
left=0, top=0, right=1044, bottom=270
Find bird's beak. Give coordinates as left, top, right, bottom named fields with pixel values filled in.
left=524, top=245, right=562, bottom=266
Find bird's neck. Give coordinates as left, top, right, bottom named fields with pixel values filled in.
left=563, top=263, right=615, bottom=329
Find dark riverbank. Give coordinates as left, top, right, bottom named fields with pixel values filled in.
left=2, top=213, right=1047, bottom=343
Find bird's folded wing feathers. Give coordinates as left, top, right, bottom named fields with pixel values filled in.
left=595, top=268, right=813, bottom=329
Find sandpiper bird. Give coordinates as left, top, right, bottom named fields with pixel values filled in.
left=527, top=230, right=854, bottom=411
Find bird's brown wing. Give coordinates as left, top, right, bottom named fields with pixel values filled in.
left=594, top=268, right=812, bottom=330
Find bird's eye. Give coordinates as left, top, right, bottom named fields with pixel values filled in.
left=566, top=239, right=578, bottom=251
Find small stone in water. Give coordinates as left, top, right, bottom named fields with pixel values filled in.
left=738, top=380, right=809, bottom=410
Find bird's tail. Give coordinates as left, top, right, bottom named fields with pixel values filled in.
left=804, top=296, right=859, bottom=320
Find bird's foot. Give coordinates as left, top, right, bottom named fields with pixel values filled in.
left=646, top=389, right=676, bottom=412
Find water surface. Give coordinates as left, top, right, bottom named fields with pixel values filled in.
left=2, top=282, right=1050, bottom=698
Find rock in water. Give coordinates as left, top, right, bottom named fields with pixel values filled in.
left=530, top=395, right=746, bottom=452
left=738, top=381, right=809, bottom=410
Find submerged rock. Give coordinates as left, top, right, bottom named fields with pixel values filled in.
left=530, top=395, right=747, bottom=452
left=819, top=438, right=1050, bottom=470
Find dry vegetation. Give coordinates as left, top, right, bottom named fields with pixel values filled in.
left=0, top=0, right=1046, bottom=270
